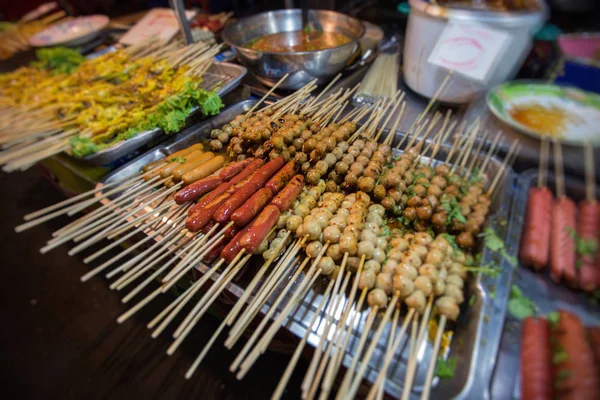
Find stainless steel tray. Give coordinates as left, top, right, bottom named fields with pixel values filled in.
left=490, top=169, right=600, bottom=400
left=80, top=62, right=247, bottom=166
left=97, top=107, right=517, bottom=399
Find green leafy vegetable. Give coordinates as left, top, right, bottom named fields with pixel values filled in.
left=435, top=356, right=456, bottom=379
left=479, top=228, right=517, bottom=267
left=464, top=263, right=501, bottom=277
left=547, top=311, right=560, bottom=328
left=442, top=233, right=459, bottom=251
left=508, top=284, right=538, bottom=320
left=468, top=295, right=476, bottom=306
left=552, top=349, right=568, bottom=364
left=555, top=369, right=572, bottom=388
left=69, top=137, right=98, bottom=158
left=71, top=82, right=224, bottom=157
left=441, top=196, right=467, bottom=225
left=567, top=227, right=598, bottom=258
left=32, top=47, right=84, bottom=74
left=481, top=227, right=504, bottom=251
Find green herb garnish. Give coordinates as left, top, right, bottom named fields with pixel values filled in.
left=32, top=47, right=84, bottom=74
left=567, top=227, right=598, bottom=258
left=435, top=356, right=456, bottom=379
left=168, top=156, right=186, bottom=164
left=441, top=196, right=467, bottom=225
left=547, top=311, right=560, bottom=328
left=480, top=228, right=517, bottom=267
left=507, top=284, right=538, bottom=320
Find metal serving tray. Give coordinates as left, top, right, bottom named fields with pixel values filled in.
left=97, top=105, right=517, bottom=399
left=80, top=62, right=247, bottom=166
left=490, top=169, right=600, bottom=400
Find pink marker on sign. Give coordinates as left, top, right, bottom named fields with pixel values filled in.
left=428, top=23, right=511, bottom=83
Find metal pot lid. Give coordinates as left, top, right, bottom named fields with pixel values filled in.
left=408, top=0, right=548, bottom=27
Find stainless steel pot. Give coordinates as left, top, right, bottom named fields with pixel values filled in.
left=222, top=9, right=365, bottom=90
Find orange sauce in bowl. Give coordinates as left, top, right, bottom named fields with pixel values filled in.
left=508, top=104, right=575, bottom=137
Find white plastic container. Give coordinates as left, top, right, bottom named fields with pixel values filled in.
left=403, top=0, right=548, bottom=104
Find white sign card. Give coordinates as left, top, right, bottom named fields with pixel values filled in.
left=428, top=23, right=512, bottom=83
left=119, top=8, right=196, bottom=46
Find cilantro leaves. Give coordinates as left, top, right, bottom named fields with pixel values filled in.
left=508, top=285, right=538, bottom=320
left=480, top=228, right=517, bottom=267
left=440, top=196, right=466, bottom=225
left=32, top=47, right=84, bottom=74
left=435, top=356, right=456, bottom=379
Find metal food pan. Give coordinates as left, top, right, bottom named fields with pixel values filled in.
left=489, top=169, right=600, bottom=400
left=97, top=105, right=517, bottom=399
left=80, top=62, right=247, bottom=166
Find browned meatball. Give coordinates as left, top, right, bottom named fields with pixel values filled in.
left=456, top=231, right=475, bottom=249
left=432, top=211, right=448, bottom=228
left=417, top=205, right=433, bottom=220
left=445, top=185, right=460, bottom=197
left=407, top=196, right=422, bottom=208
left=404, top=207, right=417, bottom=221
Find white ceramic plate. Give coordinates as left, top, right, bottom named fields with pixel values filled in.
left=486, top=81, right=600, bottom=146
left=29, top=15, right=109, bottom=47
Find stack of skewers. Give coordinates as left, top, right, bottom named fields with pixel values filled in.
left=14, top=74, right=521, bottom=399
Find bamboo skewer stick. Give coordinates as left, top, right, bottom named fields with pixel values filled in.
left=226, top=239, right=312, bottom=348
left=245, top=74, right=290, bottom=117
left=377, top=307, right=401, bottom=400
left=150, top=259, right=225, bottom=337
left=82, top=204, right=187, bottom=266
left=316, top=255, right=366, bottom=399
left=367, top=309, right=415, bottom=399
left=305, top=272, right=353, bottom=400
left=184, top=233, right=294, bottom=375
left=344, top=296, right=400, bottom=400
left=421, top=316, right=447, bottom=400
left=230, top=257, right=311, bottom=372
left=401, top=297, right=434, bottom=399
left=236, top=266, right=322, bottom=379
left=167, top=253, right=252, bottom=355
left=171, top=251, right=247, bottom=339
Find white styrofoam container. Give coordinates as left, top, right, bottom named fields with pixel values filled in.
left=403, top=0, right=548, bottom=104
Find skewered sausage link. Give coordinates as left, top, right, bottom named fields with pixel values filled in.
left=182, top=155, right=225, bottom=185
left=142, top=143, right=203, bottom=172
left=172, top=152, right=215, bottom=181
left=186, top=170, right=262, bottom=231
left=272, top=175, right=304, bottom=213
left=550, top=197, right=577, bottom=286
left=219, top=158, right=254, bottom=181
left=520, top=317, right=552, bottom=400
left=520, top=187, right=553, bottom=270
left=552, top=310, right=599, bottom=400
left=265, top=161, right=296, bottom=194
left=175, top=177, right=223, bottom=204
left=186, top=193, right=230, bottom=232
left=230, top=188, right=274, bottom=227
left=213, top=157, right=285, bottom=223
left=577, top=200, right=600, bottom=291
left=239, top=205, right=281, bottom=254
left=588, top=327, right=600, bottom=366
left=221, top=224, right=254, bottom=263
left=188, top=158, right=264, bottom=215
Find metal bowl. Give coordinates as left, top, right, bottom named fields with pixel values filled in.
left=222, top=9, right=365, bottom=90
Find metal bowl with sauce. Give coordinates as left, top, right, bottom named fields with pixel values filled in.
left=222, top=9, right=365, bottom=90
